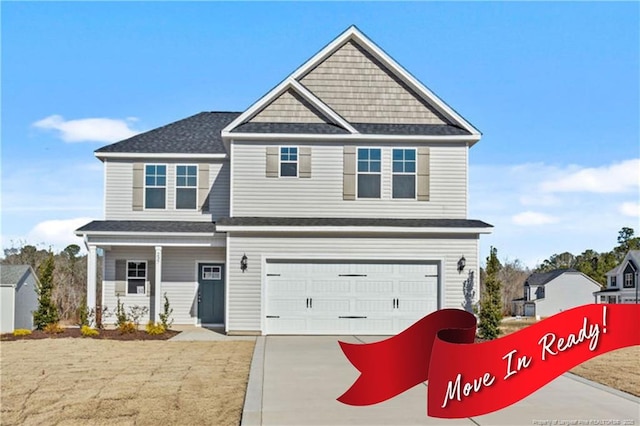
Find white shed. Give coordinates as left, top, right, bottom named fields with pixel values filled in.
left=0, top=265, right=40, bottom=333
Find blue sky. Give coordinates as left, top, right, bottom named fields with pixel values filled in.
left=2, top=2, right=639, bottom=267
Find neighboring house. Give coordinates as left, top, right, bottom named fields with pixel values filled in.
left=512, top=269, right=600, bottom=318
left=594, top=250, right=640, bottom=304
left=0, top=265, right=39, bottom=333
left=75, top=26, right=493, bottom=335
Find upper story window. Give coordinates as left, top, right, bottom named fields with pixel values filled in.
left=145, top=165, right=166, bottom=209
left=176, top=165, right=197, bottom=209
left=280, top=147, right=298, bottom=177
left=392, top=149, right=416, bottom=199
left=127, top=261, right=147, bottom=295
left=357, top=148, right=381, bottom=198
left=610, top=276, right=617, bottom=287
left=623, top=263, right=636, bottom=288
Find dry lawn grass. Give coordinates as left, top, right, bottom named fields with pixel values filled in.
left=1, top=339, right=255, bottom=426
left=499, top=318, right=640, bottom=397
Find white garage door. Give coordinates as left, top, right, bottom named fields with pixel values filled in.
left=265, top=261, right=439, bottom=335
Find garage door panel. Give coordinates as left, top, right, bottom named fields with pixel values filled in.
left=355, top=299, right=394, bottom=314
left=310, top=298, right=350, bottom=312
left=308, top=280, right=350, bottom=294
left=266, top=261, right=439, bottom=335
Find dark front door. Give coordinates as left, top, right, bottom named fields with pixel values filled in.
left=198, top=263, right=225, bottom=324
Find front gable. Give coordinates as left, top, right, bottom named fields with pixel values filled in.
left=223, top=26, right=480, bottom=140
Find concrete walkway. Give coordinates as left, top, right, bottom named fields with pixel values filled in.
left=242, top=336, right=640, bottom=426
left=169, top=325, right=255, bottom=341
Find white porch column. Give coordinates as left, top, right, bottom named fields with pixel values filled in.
left=154, top=246, right=162, bottom=322
left=87, top=245, right=97, bottom=321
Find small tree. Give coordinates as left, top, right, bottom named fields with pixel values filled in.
left=478, top=246, right=503, bottom=340
left=33, top=252, right=59, bottom=329
left=159, top=292, right=174, bottom=330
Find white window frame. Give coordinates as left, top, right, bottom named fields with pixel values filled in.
left=624, top=272, right=635, bottom=288
left=356, top=147, right=382, bottom=199
left=126, top=260, right=147, bottom=296
left=202, top=265, right=221, bottom=280
left=610, top=276, right=617, bottom=287
left=144, top=163, right=168, bottom=210
left=175, top=164, right=198, bottom=210
left=279, top=146, right=299, bottom=178
left=391, top=148, right=417, bottom=200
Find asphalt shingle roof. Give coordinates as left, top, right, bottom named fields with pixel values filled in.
left=352, top=123, right=471, bottom=136
left=76, top=221, right=215, bottom=234
left=525, top=269, right=579, bottom=287
left=231, top=122, right=349, bottom=134
left=0, top=265, right=31, bottom=285
left=95, top=112, right=241, bottom=154
left=216, top=217, right=493, bottom=228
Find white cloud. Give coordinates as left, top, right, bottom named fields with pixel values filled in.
left=619, top=202, right=640, bottom=218
left=512, top=211, right=560, bottom=226
left=26, top=217, right=94, bottom=251
left=33, top=114, right=140, bottom=143
left=539, top=159, right=640, bottom=194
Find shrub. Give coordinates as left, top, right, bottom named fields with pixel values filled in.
left=145, top=321, right=166, bottom=335
left=43, top=322, right=64, bottom=334
left=114, top=297, right=128, bottom=328
left=478, top=246, right=503, bottom=340
left=128, top=305, right=149, bottom=328
left=118, top=321, right=137, bottom=334
left=13, top=329, right=32, bottom=337
left=81, top=325, right=99, bottom=337
left=159, top=293, right=174, bottom=330
left=34, top=252, right=59, bottom=329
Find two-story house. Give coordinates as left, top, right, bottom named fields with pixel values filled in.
left=75, top=26, right=493, bottom=335
left=594, top=250, right=639, bottom=304
left=513, top=269, right=600, bottom=317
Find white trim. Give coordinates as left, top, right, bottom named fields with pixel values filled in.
left=216, top=225, right=493, bottom=234
left=175, top=163, right=198, bottom=210
left=143, top=163, right=168, bottom=210
left=278, top=145, right=299, bottom=178
left=391, top=148, right=417, bottom=200
left=90, top=242, right=217, bottom=247
left=356, top=147, right=382, bottom=200
left=126, top=260, right=148, bottom=296
left=75, top=231, right=217, bottom=237
left=154, top=246, right=162, bottom=322
left=229, top=144, right=235, bottom=217
left=96, top=152, right=227, bottom=160
left=222, top=132, right=480, bottom=144
left=224, top=235, right=230, bottom=333
left=288, top=79, right=358, bottom=134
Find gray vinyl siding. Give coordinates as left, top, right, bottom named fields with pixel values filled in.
left=104, top=159, right=229, bottom=221
left=102, top=246, right=225, bottom=325
left=14, top=273, right=38, bottom=330
left=534, top=274, right=599, bottom=317
left=249, top=89, right=328, bottom=123
left=299, top=41, right=446, bottom=124
left=226, top=233, right=479, bottom=333
left=231, top=142, right=467, bottom=218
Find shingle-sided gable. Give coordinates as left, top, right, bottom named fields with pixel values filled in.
left=223, top=26, right=481, bottom=138
left=299, top=40, right=449, bottom=125
left=96, top=112, right=240, bottom=155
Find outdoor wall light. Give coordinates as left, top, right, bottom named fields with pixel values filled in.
left=240, top=254, right=248, bottom=273
left=458, top=255, right=466, bottom=273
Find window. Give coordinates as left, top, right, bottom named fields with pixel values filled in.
left=607, top=296, right=617, bottom=304
left=357, top=148, right=381, bottom=198
left=145, top=165, right=166, bottom=209
left=392, top=149, right=416, bottom=199
left=623, top=263, right=636, bottom=288
left=176, top=165, right=197, bottom=209
left=127, top=261, right=147, bottom=295
left=202, top=266, right=221, bottom=280
left=280, top=147, right=298, bottom=177
left=611, top=276, right=617, bottom=287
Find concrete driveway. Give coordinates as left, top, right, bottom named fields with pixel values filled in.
left=242, top=336, right=640, bottom=426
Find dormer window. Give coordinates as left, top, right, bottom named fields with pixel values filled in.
left=623, top=263, right=637, bottom=288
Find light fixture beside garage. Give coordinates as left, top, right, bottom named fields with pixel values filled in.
left=240, top=254, right=248, bottom=273
left=458, top=255, right=466, bottom=273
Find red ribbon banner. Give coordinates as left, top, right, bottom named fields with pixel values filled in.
left=337, top=304, right=640, bottom=418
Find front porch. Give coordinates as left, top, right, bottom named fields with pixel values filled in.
left=76, top=220, right=226, bottom=327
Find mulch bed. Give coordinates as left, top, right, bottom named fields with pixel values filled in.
left=1, top=328, right=180, bottom=341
